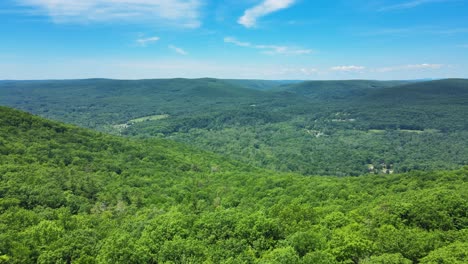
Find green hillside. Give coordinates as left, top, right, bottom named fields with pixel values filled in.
left=353, top=79, right=468, bottom=131
left=224, top=79, right=302, bottom=91
left=1, top=79, right=467, bottom=176
left=367, top=79, right=468, bottom=102
left=0, top=106, right=467, bottom=263
left=0, top=78, right=265, bottom=129
left=281, top=80, right=410, bottom=99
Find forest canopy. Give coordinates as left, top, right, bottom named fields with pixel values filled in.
left=0, top=106, right=467, bottom=263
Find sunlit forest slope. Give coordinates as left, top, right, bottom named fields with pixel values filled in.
left=0, top=106, right=467, bottom=263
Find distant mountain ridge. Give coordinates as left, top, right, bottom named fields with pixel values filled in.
left=365, top=78, right=468, bottom=101
left=281, top=80, right=413, bottom=99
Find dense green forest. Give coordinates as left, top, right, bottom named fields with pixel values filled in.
left=0, top=106, right=467, bottom=263
left=1, top=78, right=467, bottom=175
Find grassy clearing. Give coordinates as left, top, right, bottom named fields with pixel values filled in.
left=368, top=129, right=386, bottom=134
left=129, top=114, right=169, bottom=123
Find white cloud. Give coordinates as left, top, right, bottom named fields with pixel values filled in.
left=379, top=0, right=450, bottom=12
left=331, top=65, right=365, bottom=72
left=169, top=45, right=188, bottom=55
left=224, top=37, right=312, bottom=55
left=376, top=64, right=443, bottom=72
left=299, top=68, right=318, bottom=75
left=136, top=36, right=160, bottom=46
left=15, top=0, right=202, bottom=28
left=256, top=45, right=312, bottom=55
left=405, top=63, right=444, bottom=69
left=224, top=37, right=251, bottom=47
left=238, top=0, right=296, bottom=28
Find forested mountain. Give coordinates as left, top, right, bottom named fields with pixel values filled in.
left=223, top=79, right=303, bottom=91
left=351, top=79, right=468, bottom=132
left=0, top=106, right=467, bottom=263
left=0, top=78, right=467, bottom=176
left=366, top=79, right=468, bottom=101
left=280, top=80, right=411, bottom=99
left=0, top=78, right=266, bottom=128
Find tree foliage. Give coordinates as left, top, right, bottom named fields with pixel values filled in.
left=0, top=106, right=467, bottom=263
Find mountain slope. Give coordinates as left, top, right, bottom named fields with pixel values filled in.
left=0, top=78, right=266, bottom=128
left=224, top=79, right=303, bottom=91
left=0, top=106, right=467, bottom=263
left=281, top=80, right=410, bottom=99
left=365, top=78, right=468, bottom=103
left=353, top=79, right=468, bottom=131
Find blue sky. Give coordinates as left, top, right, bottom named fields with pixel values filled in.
left=1, top=0, right=467, bottom=80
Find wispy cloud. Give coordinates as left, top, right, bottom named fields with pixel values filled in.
left=376, top=63, right=443, bottom=72
left=169, top=45, right=188, bottom=55
left=331, top=65, right=365, bottom=72
left=360, top=26, right=468, bottom=36
left=224, top=37, right=251, bottom=47
left=136, top=36, right=160, bottom=47
left=299, top=68, right=318, bottom=75
left=15, top=0, right=202, bottom=28
left=238, top=0, right=296, bottom=28
left=458, top=44, right=468, bottom=48
left=256, top=45, right=312, bottom=55
left=379, top=0, right=451, bottom=12
left=224, top=37, right=312, bottom=55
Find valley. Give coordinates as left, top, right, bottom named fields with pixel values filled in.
left=1, top=78, right=467, bottom=176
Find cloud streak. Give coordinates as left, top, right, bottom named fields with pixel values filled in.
left=376, top=64, right=443, bottom=72
left=169, top=45, right=188, bottom=55
left=379, top=0, right=450, bottom=11
left=15, top=0, right=202, bottom=28
left=223, top=37, right=251, bottom=47
left=136, top=36, right=160, bottom=47
left=238, top=0, right=296, bottom=28
left=224, top=37, right=312, bottom=55
left=331, top=65, right=365, bottom=72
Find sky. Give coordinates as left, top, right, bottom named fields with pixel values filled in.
left=0, top=0, right=467, bottom=80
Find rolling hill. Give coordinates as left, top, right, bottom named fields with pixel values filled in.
left=0, top=78, right=266, bottom=129
left=0, top=78, right=467, bottom=176
left=224, top=79, right=303, bottom=91
left=364, top=78, right=468, bottom=103
left=280, top=80, right=411, bottom=100
left=353, top=79, right=468, bottom=131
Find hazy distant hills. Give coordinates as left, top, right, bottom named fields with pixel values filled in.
left=1, top=78, right=467, bottom=175
left=0, top=78, right=267, bottom=127
left=224, top=79, right=303, bottom=91
left=365, top=78, right=468, bottom=102
left=280, top=80, right=411, bottom=99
